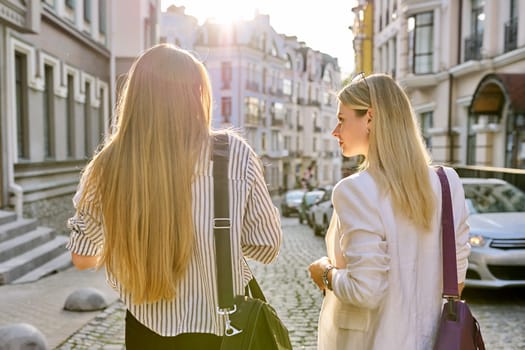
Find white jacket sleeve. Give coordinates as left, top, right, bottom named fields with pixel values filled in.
left=331, top=179, right=390, bottom=309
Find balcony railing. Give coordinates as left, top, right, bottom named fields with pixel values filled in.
left=464, top=33, right=483, bottom=61
left=245, top=114, right=260, bottom=126
left=504, top=18, right=517, bottom=53
left=245, top=81, right=259, bottom=92
left=271, top=118, right=284, bottom=127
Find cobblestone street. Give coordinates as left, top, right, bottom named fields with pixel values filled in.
left=56, top=216, right=525, bottom=349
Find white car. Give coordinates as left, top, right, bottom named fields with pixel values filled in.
left=310, top=187, right=333, bottom=236
left=461, top=178, right=525, bottom=288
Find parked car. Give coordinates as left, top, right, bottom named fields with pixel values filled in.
left=310, top=186, right=334, bottom=236
left=281, top=189, right=306, bottom=217
left=298, top=189, right=325, bottom=226
left=461, top=178, right=525, bottom=288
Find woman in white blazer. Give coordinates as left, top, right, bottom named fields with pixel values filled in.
left=308, top=74, right=471, bottom=349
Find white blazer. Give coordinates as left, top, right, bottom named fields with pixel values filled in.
left=318, top=167, right=471, bottom=350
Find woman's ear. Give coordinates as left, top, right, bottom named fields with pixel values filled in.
left=367, top=108, right=373, bottom=125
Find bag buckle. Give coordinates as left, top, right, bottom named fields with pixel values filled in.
left=443, top=295, right=458, bottom=321
left=213, top=218, right=231, bottom=229
left=217, top=306, right=242, bottom=336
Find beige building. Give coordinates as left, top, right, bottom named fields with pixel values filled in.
left=162, top=6, right=343, bottom=192
left=371, top=0, right=524, bottom=169
left=0, top=0, right=159, bottom=231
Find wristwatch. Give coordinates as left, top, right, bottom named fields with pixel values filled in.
left=322, top=265, right=335, bottom=291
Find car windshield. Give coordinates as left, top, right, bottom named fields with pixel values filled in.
left=463, top=182, right=525, bottom=214
left=286, top=191, right=304, bottom=200
left=305, top=191, right=324, bottom=205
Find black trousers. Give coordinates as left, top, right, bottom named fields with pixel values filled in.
left=125, top=310, right=222, bottom=350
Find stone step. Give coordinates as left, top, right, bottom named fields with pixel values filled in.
left=11, top=250, right=72, bottom=284
left=0, top=235, right=69, bottom=285
left=0, top=219, right=39, bottom=244
left=0, top=210, right=17, bottom=226
left=0, top=227, right=56, bottom=263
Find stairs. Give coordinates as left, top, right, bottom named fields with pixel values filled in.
left=0, top=210, right=71, bottom=285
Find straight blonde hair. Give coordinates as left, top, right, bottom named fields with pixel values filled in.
left=338, top=74, right=435, bottom=230
left=78, top=44, right=212, bottom=304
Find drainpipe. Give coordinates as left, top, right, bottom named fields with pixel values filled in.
left=4, top=30, right=23, bottom=219
left=447, top=73, right=454, bottom=164
left=448, top=0, right=463, bottom=164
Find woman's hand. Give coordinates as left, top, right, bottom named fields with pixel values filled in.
left=308, top=256, right=333, bottom=291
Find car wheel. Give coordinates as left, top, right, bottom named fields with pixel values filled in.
left=313, top=223, right=322, bottom=236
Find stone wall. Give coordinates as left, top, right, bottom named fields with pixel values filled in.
left=23, top=194, right=75, bottom=235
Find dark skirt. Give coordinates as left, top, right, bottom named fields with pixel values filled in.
left=125, top=310, right=222, bottom=350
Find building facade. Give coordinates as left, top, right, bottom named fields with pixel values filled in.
left=161, top=6, right=343, bottom=193
left=0, top=0, right=159, bottom=231
left=366, top=0, right=525, bottom=169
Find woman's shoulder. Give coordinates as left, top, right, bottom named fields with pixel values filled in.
left=333, top=170, right=378, bottom=201
left=335, top=170, right=376, bottom=191
left=213, top=129, right=252, bottom=153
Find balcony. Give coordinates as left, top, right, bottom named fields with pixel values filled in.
left=271, top=118, right=284, bottom=127
left=504, top=18, right=517, bottom=53
left=267, top=149, right=289, bottom=158
left=244, top=114, right=260, bottom=127
left=464, top=33, right=483, bottom=61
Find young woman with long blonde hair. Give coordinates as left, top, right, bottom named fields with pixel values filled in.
left=308, top=74, right=471, bottom=349
left=67, top=44, right=282, bottom=349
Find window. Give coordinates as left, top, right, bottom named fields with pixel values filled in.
left=283, top=79, right=292, bottom=96
left=99, top=0, right=106, bottom=34
left=84, top=0, right=91, bottom=23
left=66, top=74, right=75, bottom=158
left=285, top=54, right=292, bottom=69
left=65, top=0, right=75, bottom=9
left=419, top=111, right=433, bottom=150
left=244, top=96, right=260, bottom=124
left=505, top=113, right=525, bottom=169
left=15, top=53, right=29, bottom=160
left=99, top=87, right=106, bottom=144
left=504, top=0, right=517, bottom=52
left=221, top=62, right=232, bottom=89
left=408, top=12, right=434, bottom=74
left=221, top=97, right=232, bottom=122
left=465, top=0, right=484, bottom=61
left=43, top=65, right=55, bottom=158
left=84, top=82, right=92, bottom=157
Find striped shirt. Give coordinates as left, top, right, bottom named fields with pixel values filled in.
left=66, top=133, right=282, bottom=337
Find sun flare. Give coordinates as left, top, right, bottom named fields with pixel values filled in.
left=170, top=0, right=257, bottom=24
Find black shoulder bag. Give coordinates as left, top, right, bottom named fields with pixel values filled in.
left=212, top=133, right=292, bottom=350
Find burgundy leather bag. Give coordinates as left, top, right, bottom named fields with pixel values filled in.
left=433, top=167, right=485, bottom=350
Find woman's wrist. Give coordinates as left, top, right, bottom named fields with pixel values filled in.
left=322, top=265, right=335, bottom=291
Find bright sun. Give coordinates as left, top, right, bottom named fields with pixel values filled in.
left=165, top=1, right=257, bottom=24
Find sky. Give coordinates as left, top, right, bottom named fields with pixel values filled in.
left=160, top=0, right=356, bottom=77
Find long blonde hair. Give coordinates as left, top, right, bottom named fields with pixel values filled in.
left=78, top=44, right=212, bottom=304
left=338, top=74, right=435, bottom=230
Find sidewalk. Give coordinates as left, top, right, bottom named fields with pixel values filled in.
left=0, top=266, right=119, bottom=349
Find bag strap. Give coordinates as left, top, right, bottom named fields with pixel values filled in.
left=436, top=167, right=459, bottom=298
left=213, top=133, right=235, bottom=310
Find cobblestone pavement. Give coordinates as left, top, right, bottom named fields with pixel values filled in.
left=55, top=217, right=525, bottom=349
